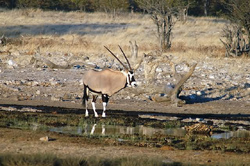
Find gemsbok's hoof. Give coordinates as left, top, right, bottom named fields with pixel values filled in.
left=85, top=111, right=89, bottom=117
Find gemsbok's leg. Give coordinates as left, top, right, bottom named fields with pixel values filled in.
left=102, top=94, right=109, bottom=117
left=83, top=85, right=89, bottom=117
left=92, top=95, right=98, bottom=117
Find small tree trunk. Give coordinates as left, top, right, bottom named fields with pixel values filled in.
left=161, top=19, right=166, bottom=51
left=204, top=0, right=209, bottom=16
left=180, top=7, right=188, bottom=22
left=130, top=41, right=143, bottom=70
left=160, top=15, right=172, bottom=51
left=166, top=15, right=172, bottom=50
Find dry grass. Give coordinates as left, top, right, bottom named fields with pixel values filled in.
left=0, top=152, right=247, bottom=166
left=0, top=153, right=180, bottom=166
left=0, top=9, right=230, bottom=60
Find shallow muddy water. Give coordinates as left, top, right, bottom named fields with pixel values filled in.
left=0, top=105, right=250, bottom=152
left=50, top=124, right=187, bottom=137
left=48, top=123, right=250, bottom=140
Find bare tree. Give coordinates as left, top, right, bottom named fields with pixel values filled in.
left=179, top=5, right=189, bottom=23
left=220, top=0, right=250, bottom=57
left=220, top=24, right=249, bottom=57
left=136, top=0, right=188, bottom=51
left=136, top=0, right=175, bottom=51
left=129, top=41, right=143, bottom=71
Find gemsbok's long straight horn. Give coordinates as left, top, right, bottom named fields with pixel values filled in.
left=118, top=45, right=132, bottom=71
left=104, top=46, right=128, bottom=70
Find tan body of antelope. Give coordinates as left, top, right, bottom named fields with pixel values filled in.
left=82, top=46, right=137, bottom=117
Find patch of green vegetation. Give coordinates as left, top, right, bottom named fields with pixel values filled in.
left=0, top=153, right=247, bottom=166
left=0, top=153, right=183, bottom=166
left=210, top=138, right=250, bottom=153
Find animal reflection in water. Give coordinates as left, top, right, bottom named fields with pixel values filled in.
left=80, top=124, right=186, bottom=137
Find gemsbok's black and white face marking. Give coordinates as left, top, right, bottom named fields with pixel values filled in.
left=127, top=71, right=137, bottom=87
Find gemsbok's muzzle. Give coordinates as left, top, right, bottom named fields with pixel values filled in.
left=131, top=81, right=137, bottom=87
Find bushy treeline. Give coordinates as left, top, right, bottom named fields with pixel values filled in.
left=1, top=0, right=226, bottom=17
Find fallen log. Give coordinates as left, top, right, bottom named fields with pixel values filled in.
left=30, top=53, right=95, bottom=69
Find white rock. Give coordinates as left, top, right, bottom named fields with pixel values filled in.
left=32, top=81, right=39, bottom=86
left=39, top=136, right=49, bottom=142
left=196, top=91, right=202, bottom=96
left=125, top=96, right=131, bottom=99
left=49, top=78, right=55, bottom=82
left=50, top=81, right=58, bottom=86
left=8, top=60, right=17, bottom=67
left=36, top=90, right=41, bottom=95
left=51, top=96, right=60, bottom=101
left=156, top=67, right=163, bottom=72
left=209, top=75, right=215, bottom=79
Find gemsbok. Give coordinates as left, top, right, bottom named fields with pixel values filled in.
left=82, top=46, right=137, bottom=117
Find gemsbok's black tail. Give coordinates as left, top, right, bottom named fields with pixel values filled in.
left=82, top=84, right=88, bottom=106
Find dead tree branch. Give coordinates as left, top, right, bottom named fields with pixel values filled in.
left=129, top=41, right=143, bottom=70
left=152, top=63, right=197, bottom=106
left=30, top=50, right=94, bottom=69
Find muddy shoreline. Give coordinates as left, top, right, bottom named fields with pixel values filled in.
left=0, top=99, right=249, bottom=118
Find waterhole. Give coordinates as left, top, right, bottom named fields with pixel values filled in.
left=27, top=122, right=249, bottom=140
left=0, top=106, right=250, bottom=152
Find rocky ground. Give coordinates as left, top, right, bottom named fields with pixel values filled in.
left=0, top=54, right=249, bottom=115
